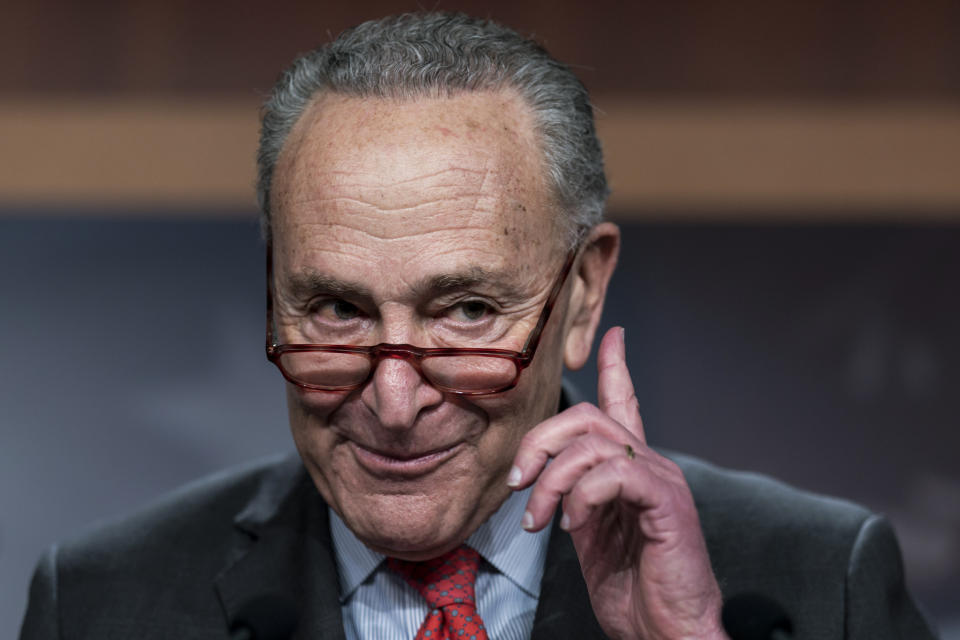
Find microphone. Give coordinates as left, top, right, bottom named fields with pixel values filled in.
left=230, top=592, right=299, bottom=640
left=721, top=592, right=793, bottom=640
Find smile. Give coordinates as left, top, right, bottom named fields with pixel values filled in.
left=348, top=441, right=463, bottom=479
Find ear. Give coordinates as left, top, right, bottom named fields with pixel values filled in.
left=563, top=222, right=620, bottom=370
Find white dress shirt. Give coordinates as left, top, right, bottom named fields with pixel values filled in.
left=331, top=486, right=552, bottom=640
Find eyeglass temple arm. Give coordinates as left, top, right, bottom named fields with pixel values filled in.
left=265, top=240, right=277, bottom=354
left=519, top=248, right=579, bottom=359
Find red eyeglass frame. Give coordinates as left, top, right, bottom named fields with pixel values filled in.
left=265, top=244, right=579, bottom=396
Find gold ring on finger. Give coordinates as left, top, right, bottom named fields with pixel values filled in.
left=624, top=444, right=635, bottom=459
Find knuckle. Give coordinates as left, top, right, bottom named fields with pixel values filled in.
left=525, top=487, right=548, bottom=510
left=567, top=480, right=590, bottom=506
left=579, top=432, right=606, bottom=449
left=610, top=454, right=634, bottom=475
left=607, top=393, right=639, bottom=415
left=534, top=468, right=563, bottom=495
left=597, top=353, right=621, bottom=373
left=659, top=457, right=682, bottom=476
left=570, top=402, right=608, bottom=431
left=569, top=401, right=599, bottom=420
left=518, top=429, right=543, bottom=451
left=539, top=482, right=567, bottom=501
left=654, top=456, right=688, bottom=485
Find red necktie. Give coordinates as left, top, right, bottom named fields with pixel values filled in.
left=387, top=545, right=490, bottom=640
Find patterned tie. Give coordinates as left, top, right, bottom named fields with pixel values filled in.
left=387, top=545, right=490, bottom=640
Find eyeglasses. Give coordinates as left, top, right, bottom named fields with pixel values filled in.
left=265, top=247, right=578, bottom=396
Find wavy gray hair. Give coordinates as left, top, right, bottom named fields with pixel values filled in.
left=256, top=12, right=608, bottom=246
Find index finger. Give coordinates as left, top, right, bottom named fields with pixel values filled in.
left=597, top=326, right=646, bottom=443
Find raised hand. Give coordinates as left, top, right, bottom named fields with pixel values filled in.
left=508, top=327, right=726, bottom=639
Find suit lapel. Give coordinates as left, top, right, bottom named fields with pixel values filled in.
left=214, top=455, right=347, bottom=640
left=531, top=515, right=607, bottom=639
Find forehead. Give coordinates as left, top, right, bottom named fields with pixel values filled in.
left=270, top=90, right=564, bottom=280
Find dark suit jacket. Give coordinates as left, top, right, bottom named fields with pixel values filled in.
left=20, top=451, right=936, bottom=639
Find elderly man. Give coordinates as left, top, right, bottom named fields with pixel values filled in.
left=21, top=12, right=934, bottom=640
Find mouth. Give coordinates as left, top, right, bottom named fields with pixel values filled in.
left=348, top=441, right=463, bottom=479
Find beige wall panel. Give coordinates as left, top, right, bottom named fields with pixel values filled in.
left=0, top=97, right=261, bottom=211
left=2, top=96, right=959, bottom=219
left=595, top=99, right=960, bottom=219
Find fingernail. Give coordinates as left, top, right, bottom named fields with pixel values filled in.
left=521, top=511, right=535, bottom=530
left=560, top=513, right=571, bottom=531
left=506, top=466, right=522, bottom=487
left=620, top=327, right=626, bottom=344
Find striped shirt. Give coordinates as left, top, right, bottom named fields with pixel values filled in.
left=331, top=486, right=551, bottom=640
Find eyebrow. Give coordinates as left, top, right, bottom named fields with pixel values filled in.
left=425, top=268, right=515, bottom=296
left=283, top=266, right=522, bottom=302
left=284, top=272, right=374, bottom=301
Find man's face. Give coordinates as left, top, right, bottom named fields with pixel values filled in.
left=270, top=90, right=575, bottom=559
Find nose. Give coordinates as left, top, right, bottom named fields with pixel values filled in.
left=360, top=353, right=444, bottom=430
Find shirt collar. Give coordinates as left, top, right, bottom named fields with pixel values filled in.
left=466, top=485, right=550, bottom=598
left=330, top=509, right=383, bottom=603
left=330, top=485, right=551, bottom=601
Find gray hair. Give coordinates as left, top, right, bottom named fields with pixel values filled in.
left=256, top=12, right=608, bottom=246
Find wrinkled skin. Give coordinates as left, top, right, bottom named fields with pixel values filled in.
left=269, top=89, right=725, bottom=637
left=510, top=328, right=726, bottom=639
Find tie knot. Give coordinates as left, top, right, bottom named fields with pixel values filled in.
left=388, top=545, right=482, bottom=610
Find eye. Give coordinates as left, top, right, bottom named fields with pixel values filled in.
left=312, top=299, right=362, bottom=321
left=451, top=300, right=492, bottom=322
left=331, top=300, right=360, bottom=320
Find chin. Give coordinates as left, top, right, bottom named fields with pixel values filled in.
left=340, top=491, right=474, bottom=559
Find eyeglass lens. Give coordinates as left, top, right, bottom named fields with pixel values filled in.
left=276, top=350, right=519, bottom=392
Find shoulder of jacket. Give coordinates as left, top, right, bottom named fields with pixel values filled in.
left=55, top=452, right=306, bottom=568
left=664, top=449, right=873, bottom=535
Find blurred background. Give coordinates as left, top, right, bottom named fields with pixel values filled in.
left=2, top=1, right=958, bottom=637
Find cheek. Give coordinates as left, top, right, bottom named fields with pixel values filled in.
left=482, top=326, right=567, bottom=443
left=285, top=384, right=357, bottom=496
left=473, top=364, right=564, bottom=467
left=285, top=385, right=345, bottom=445
left=288, top=385, right=351, bottom=413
